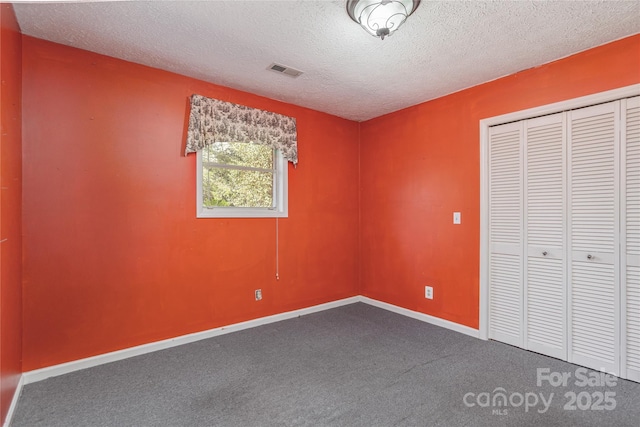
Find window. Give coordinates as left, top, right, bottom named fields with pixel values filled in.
left=196, top=142, right=288, bottom=218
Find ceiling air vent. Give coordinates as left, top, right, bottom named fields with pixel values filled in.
left=267, top=63, right=303, bottom=78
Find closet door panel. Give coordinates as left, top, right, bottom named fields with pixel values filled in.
left=623, top=96, right=640, bottom=381
left=489, top=122, right=523, bottom=347
left=568, top=101, right=620, bottom=374
left=524, top=113, right=566, bottom=359
left=571, top=261, right=617, bottom=365
left=526, top=257, right=564, bottom=356
left=626, top=266, right=640, bottom=381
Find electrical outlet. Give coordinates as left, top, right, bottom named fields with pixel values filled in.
left=425, top=286, right=433, bottom=300
left=255, top=289, right=262, bottom=301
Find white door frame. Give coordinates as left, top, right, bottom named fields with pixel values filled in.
left=479, top=84, right=640, bottom=341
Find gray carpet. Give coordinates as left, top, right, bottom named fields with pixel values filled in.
left=12, top=303, right=640, bottom=426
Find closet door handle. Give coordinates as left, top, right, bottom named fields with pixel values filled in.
left=587, top=254, right=593, bottom=260
left=542, top=251, right=548, bottom=256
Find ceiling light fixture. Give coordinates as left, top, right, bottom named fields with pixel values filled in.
left=346, top=0, right=421, bottom=40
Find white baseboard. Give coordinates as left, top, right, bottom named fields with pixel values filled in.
left=22, top=296, right=360, bottom=385
left=22, top=295, right=480, bottom=386
left=3, top=374, right=24, bottom=427
left=357, top=296, right=481, bottom=339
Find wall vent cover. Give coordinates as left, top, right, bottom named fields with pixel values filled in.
left=267, top=63, right=303, bottom=78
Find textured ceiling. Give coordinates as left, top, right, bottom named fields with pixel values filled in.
left=13, top=0, right=640, bottom=121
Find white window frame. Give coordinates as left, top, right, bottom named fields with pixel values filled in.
left=196, top=146, right=288, bottom=218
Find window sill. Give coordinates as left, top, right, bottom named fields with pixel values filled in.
left=197, top=208, right=288, bottom=219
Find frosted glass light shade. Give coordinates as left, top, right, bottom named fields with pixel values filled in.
left=346, top=0, right=421, bottom=40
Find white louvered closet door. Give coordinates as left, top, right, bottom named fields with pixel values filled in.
left=568, top=101, right=620, bottom=374
left=489, top=122, right=523, bottom=347
left=524, top=113, right=566, bottom=360
left=623, top=96, right=640, bottom=382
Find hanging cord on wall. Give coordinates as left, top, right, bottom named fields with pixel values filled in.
left=275, top=217, right=280, bottom=280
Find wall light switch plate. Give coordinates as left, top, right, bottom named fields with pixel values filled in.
left=453, top=212, right=461, bottom=224
left=425, top=286, right=433, bottom=300
left=255, top=289, right=262, bottom=301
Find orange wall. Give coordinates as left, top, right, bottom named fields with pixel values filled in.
left=360, top=35, right=640, bottom=329
left=21, top=37, right=360, bottom=370
left=0, top=3, right=23, bottom=424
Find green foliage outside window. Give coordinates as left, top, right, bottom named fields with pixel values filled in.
left=202, top=142, right=275, bottom=208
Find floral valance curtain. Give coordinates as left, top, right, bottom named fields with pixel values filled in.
left=184, top=94, right=298, bottom=165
